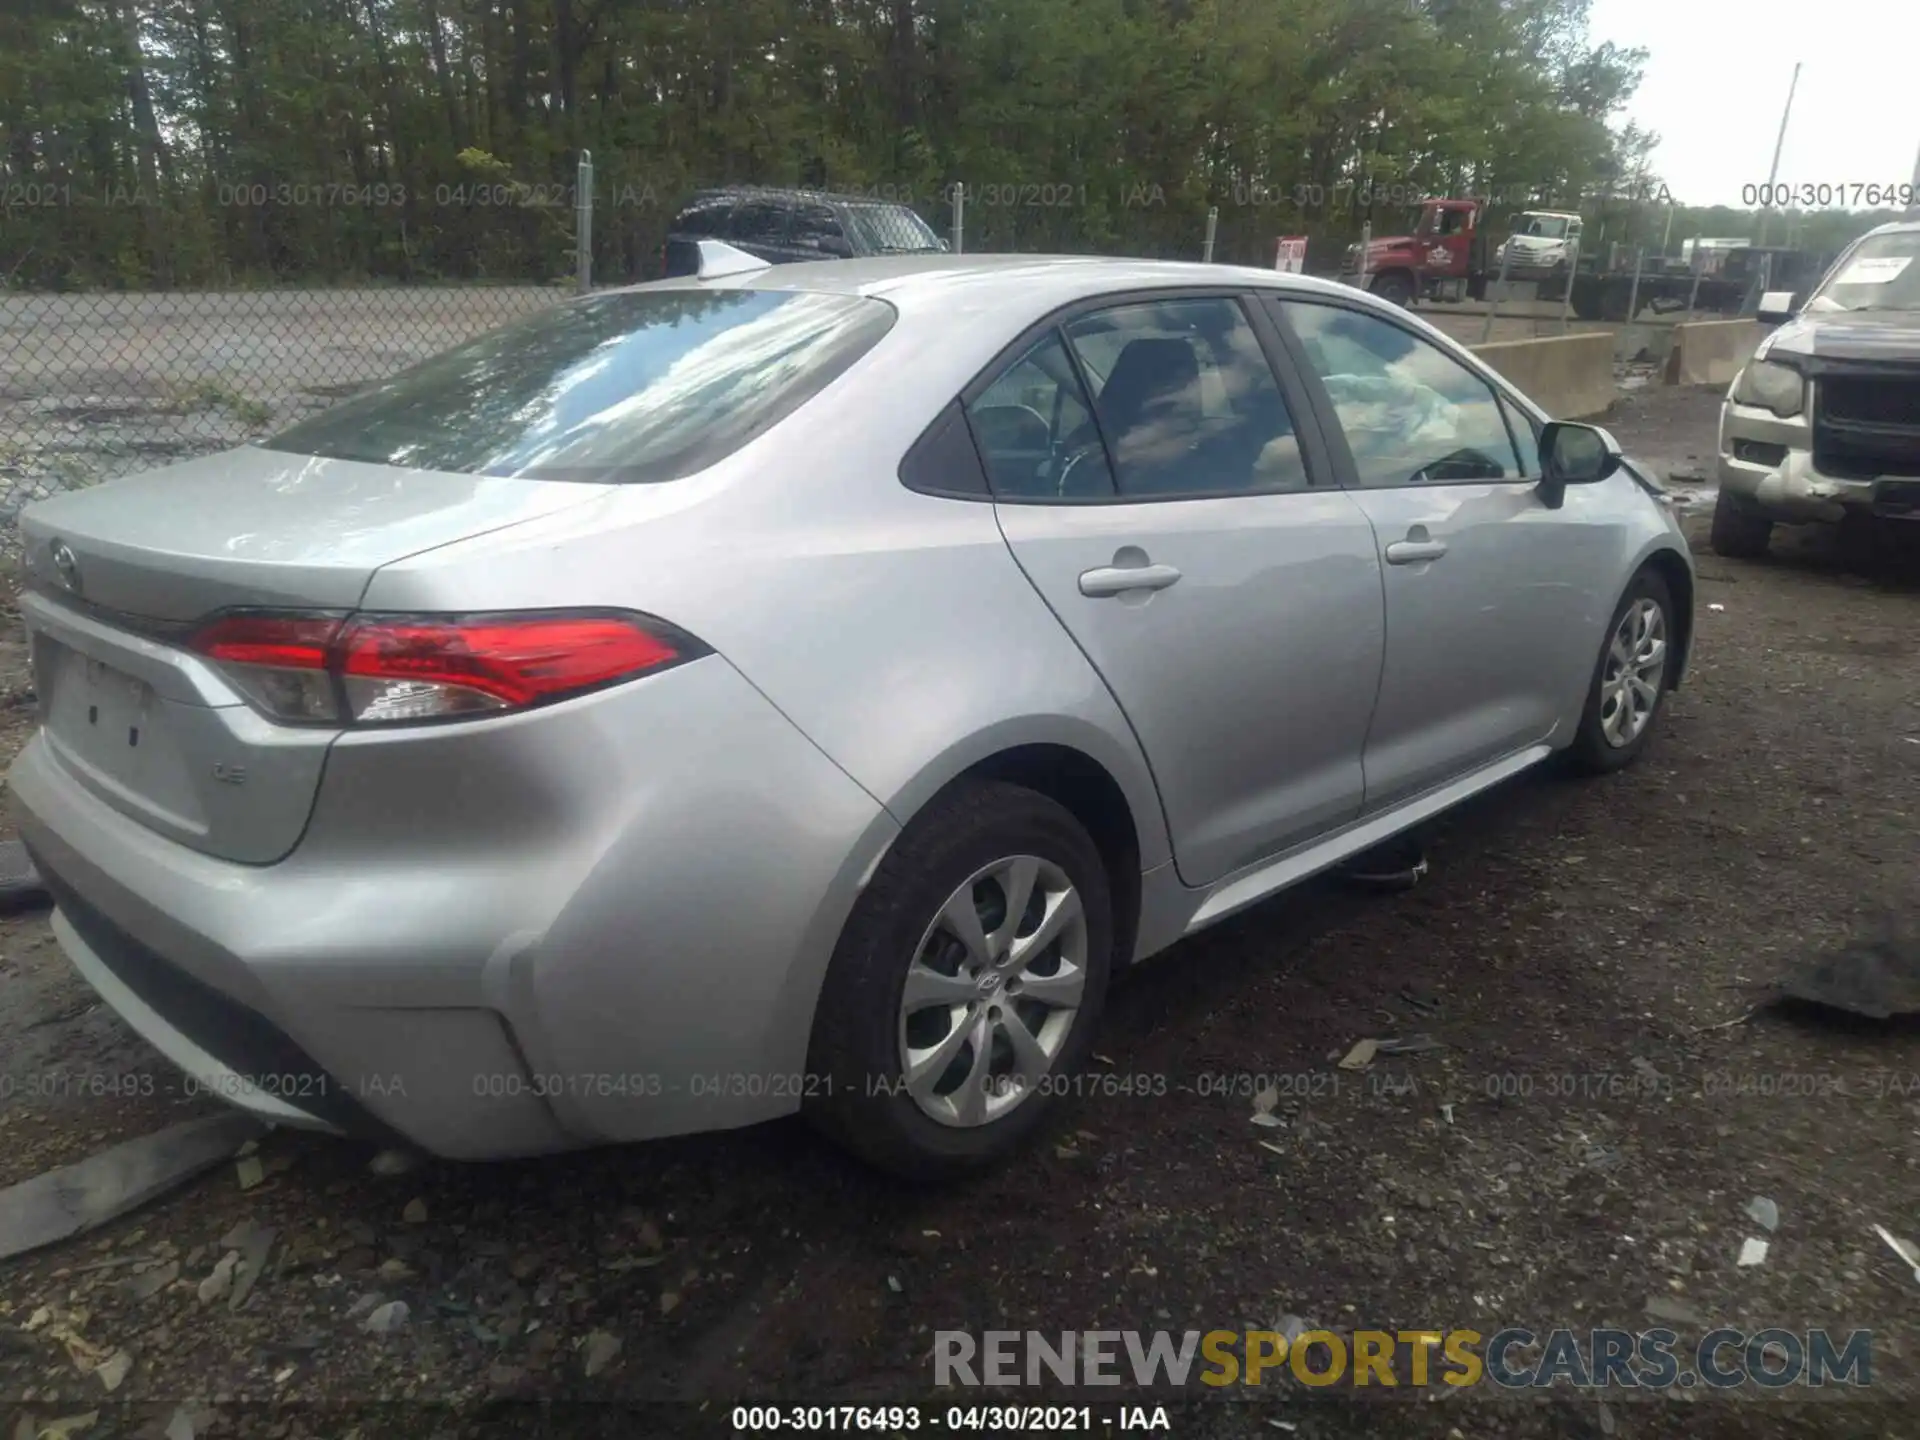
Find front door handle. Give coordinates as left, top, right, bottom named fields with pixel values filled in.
left=1385, top=539, right=1448, bottom=565
left=1078, top=563, right=1183, bottom=597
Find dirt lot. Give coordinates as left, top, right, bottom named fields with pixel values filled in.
left=1, top=385, right=1918, bottom=1440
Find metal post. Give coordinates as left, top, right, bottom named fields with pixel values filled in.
left=951, top=182, right=965, bottom=255
left=1756, top=62, right=1801, bottom=247
left=575, top=150, right=593, bottom=293
left=1660, top=200, right=1675, bottom=261
left=1479, top=235, right=1512, bottom=344
left=1624, top=245, right=1645, bottom=325
left=1202, top=206, right=1219, bottom=263
left=1557, top=238, right=1580, bottom=334
left=1357, top=221, right=1371, bottom=289
left=1682, top=241, right=1704, bottom=326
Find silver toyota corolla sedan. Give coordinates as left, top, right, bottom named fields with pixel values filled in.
left=9, top=248, right=1694, bottom=1178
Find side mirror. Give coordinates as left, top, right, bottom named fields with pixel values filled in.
left=1757, top=289, right=1798, bottom=325
left=816, top=235, right=854, bottom=258
left=1537, top=421, right=1622, bottom=507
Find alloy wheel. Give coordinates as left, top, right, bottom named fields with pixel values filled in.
left=1599, top=597, right=1666, bottom=748
left=896, top=855, right=1089, bottom=1127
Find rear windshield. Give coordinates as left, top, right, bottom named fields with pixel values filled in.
left=262, top=289, right=896, bottom=482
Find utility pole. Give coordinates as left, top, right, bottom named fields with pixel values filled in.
left=1908, top=138, right=1920, bottom=219
left=1756, top=62, right=1801, bottom=247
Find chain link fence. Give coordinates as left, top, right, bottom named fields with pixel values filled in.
left=0, top=178, right=1583, bottom=570
left=0, top=284, right=569, bottom=560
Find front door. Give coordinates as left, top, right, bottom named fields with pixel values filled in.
left=972, top=293, right=1386, bottom=888
left=1270, top=296, right=1613, bottom=811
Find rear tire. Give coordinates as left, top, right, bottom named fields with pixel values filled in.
left=1369, top=272, right=1414, bottom=307
left=1710, top=489, right=1773, bottom=559
left=804, top=780, right=1113, bottom=1181
left=1565, top=568, right=1676, bottom=776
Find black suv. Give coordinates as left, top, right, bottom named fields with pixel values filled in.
left=661, top=187, right=946, bottom=277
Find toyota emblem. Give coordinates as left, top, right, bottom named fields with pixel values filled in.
left=50, top=540, right=81, bottom=595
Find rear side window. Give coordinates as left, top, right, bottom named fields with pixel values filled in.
left=844, top=204, right=942, bottom=254
left=1064, top=297, right=1307, bottom=497
left=672, top=196, right=737, bottom=236
left=263, top=290, right=896, bottom=483
left=731, top=200, right=791, bottom=245
left=966, top=331, right=1115, bottom=500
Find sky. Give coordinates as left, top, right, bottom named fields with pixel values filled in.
left=1586, top=0, right=1920, bottom=209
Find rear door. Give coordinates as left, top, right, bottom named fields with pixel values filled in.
left=1267, top=295, right=1616, bottom=811
left=977, top=291, right=1386, bottom=888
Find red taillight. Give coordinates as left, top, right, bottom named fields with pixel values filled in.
left=188, top=610, right=700, bottom=726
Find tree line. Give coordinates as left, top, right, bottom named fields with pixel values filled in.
left=0, top=0, right=1885, bottom=290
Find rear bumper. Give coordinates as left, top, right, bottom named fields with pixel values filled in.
left=9, top=656, right=898, bottom=1158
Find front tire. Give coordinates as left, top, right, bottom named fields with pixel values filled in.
left=1565, top=569, right=1676, bottom=775
left=1710, top=489, right=1773, bottom=559
left=805, top=780, right=1113, bottom=1181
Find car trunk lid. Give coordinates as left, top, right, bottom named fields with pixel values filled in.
left=15, top=447, right=601, bottom=863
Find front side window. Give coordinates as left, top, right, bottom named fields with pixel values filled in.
left=264, top=289, right=896, bottom=483
left=1063, top=297, right=1307, bottom=497
left=1276, top=300, right=1523, bottom=487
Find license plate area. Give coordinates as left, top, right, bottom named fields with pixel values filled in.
left=40, top=637, right=205, bottom=831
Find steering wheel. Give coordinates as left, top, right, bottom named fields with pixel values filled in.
left=1057, top=442, right=1111, bottom=498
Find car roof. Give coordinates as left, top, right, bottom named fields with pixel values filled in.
left=1865, top=218, right=1920, bottom=238
left=680, top=185, right=919, bottom=210
left=625, top=253, right=1369, bottom=314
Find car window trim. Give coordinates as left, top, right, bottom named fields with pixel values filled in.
left=1261, top=291, right=1537, bottom=491
left=947, top=286, right=1333, bottom=507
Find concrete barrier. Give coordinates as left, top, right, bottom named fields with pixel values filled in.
left=1470, top=331, right=1616, bottom=419
left=1663, top=318, right=1765, bottom=388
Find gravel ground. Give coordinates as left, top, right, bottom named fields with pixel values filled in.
left=1, top=385, right=1918, bottom=1440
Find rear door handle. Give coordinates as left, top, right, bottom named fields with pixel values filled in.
left=1078, top=563, right=1183, bottom=597
left=1384, top=539, right=1448, bottom=565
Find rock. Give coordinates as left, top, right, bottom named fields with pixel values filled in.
left=376, top=1257, right=413, bottom=1282
left=344, top=1292, right=384, bottom=1320
left=581, top=1329, right=622, bottom=1378
left=122, top=1260, right=180, bottom=1302
left=228, top=1223, right=277, bottom=1311
left=362, top=1300, right=410, bottom=1335
left=235, top=1157, right=265, bottom=1192
left=510, top=1253, right=542, bottom=1281
left=163, top=1409, right=198, bottom=1440
left=93, top=1349, right=133, bottom=1392
left=367, top=1149, right=419, bottom=1176
left=1644, top=1297, right=1708, bottom=1328
left=196, top=1253, right=239, bottom=1305
left=402, top=1198, right=428, bottom=1225
left=1745, top=1197, right=1780, bottom=1233
left=337, top=1247, right=378, bottom=1274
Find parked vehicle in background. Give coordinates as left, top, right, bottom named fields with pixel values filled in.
left=1340, top=197, right=1827, bottom=323
left=661, top=186, right=945, bottom=277
left=10, top=247, right=1693, bottom=1180
left=1713, top=219, right=1920, bottom=560
left=1342, top=201, right=1585, bottom=307
left=1497, top=210, right=1585, bottom=274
